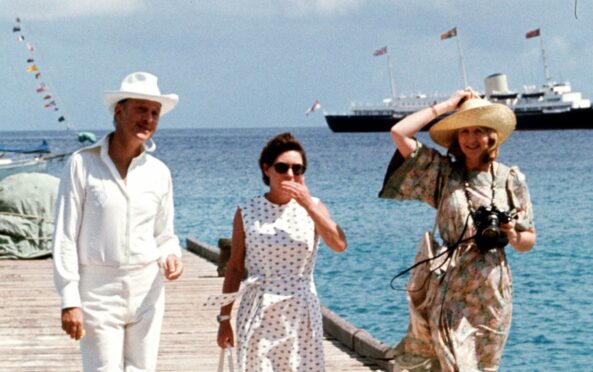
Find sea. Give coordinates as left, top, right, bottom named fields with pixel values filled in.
left=2, top=127, right=592, bottom=370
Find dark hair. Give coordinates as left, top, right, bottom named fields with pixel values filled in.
left=448, top=127, right=499, bottom=165
left=259, top=132, right=307, bottom=185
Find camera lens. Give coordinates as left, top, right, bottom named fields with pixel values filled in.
left=482, top=227, right=500, bottom=240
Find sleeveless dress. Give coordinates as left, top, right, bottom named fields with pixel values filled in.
left=380, top=143, right=535, bottom=371
left=235, top=195, right=325, bottom=371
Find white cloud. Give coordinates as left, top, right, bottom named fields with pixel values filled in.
left=0, top=0, right=142, bottom=20
left=290, top=0, right=362, bottom=16
left=193, top=0, right=363, bottom=18
left=0, top=0, right=366, bottom=21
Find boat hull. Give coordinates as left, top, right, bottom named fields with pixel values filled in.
left=0, top=157, right=48, bottom=180
left=325, top=107, right=593, bottom=132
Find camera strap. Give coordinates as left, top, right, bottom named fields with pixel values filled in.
left=463, top=162, right=498, bottom=214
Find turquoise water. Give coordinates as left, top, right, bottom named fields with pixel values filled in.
left=4, top=127, right=592, bottom=370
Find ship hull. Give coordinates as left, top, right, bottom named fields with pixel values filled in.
left=325, top=107, right=593, bottom=132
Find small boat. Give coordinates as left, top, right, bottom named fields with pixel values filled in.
left=0, top=140, right=50, bottom=179
left=0, top=156, right=48, bottom=180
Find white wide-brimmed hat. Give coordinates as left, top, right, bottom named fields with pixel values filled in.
left=429, top=98, right=516, bottom=148
left=104, top=72, right=179, bottom=116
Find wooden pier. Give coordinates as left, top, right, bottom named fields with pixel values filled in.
left=0, top=246, right=391, bottom=371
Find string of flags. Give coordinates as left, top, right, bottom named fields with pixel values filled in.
left=12, top=17, right=67, bottom=126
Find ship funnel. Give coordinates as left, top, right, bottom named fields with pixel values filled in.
left=484, top=73, right=510, bottom=98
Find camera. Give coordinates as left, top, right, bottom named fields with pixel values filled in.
left=472, top=205, right=516, bottom=251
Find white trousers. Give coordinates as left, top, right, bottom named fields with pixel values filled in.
left=79, top=262, right=165, bottom=372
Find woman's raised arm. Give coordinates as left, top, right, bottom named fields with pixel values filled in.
left=390, top=89, right=476, bottom=158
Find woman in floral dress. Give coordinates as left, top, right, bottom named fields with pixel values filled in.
left=380, top=89, right=536, bottom=371
left=215, top=132, right=347, bottom=371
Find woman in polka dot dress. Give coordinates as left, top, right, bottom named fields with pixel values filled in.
left=216, top=132, right=347, bottom=372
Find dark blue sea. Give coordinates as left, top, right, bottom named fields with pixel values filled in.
left=3, top=127, right=592, bottom=370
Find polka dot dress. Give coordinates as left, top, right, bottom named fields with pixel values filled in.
left=236, top=195, right=324, bottom=372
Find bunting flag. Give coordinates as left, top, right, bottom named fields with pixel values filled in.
left=305, top=100, right=321, bottom=116
left=373, top=46, right=388, bottom=57
left=13, top=17, right=75, bottom=128
left=525, top=28, right=540, bottom=39
left=440, top=27, right=457, bottom=40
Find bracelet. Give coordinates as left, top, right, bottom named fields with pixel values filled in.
left=430, top=104, right=438, bottom=118
left=216, top=314, right=231, bottom=323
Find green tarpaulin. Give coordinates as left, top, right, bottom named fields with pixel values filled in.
left=0, top=172, right=59, bottom=259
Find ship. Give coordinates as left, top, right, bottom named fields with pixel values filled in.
left=325, top=28, right=593, bottom=132
left=324, top=73, right=593, bottom=132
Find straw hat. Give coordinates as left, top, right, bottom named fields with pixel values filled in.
left=104, top=72, right=179, bottom=116
left=429, top=98, right=516, bottom=148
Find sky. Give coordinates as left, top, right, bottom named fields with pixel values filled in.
left=1, top=0, right=592, bottom=131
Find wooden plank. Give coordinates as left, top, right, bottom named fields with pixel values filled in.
left=0, top=251, right=384, bottom=371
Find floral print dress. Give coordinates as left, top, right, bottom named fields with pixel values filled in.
left=380, top=142, right=535, bottom=371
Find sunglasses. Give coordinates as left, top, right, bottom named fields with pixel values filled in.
left=272, top=162, right=306, bottom=175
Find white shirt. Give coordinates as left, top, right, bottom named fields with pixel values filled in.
left=52, top=134, right=181, bottom=309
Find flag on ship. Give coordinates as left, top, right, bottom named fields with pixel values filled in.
left=525, top=28, right=540, bottom=39
left=373, top=46, right=387, bottom=57
left=440, top=27, right=457, bottom=40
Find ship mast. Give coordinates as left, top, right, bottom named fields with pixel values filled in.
left=526, top=28, right=552, bottom=86
left=539, top=34, right=553, bottom=85
left=372, top=46, right=397, bottom=99
left=455, top=34, right=469, bottom=88
left=440, top=27, right=468, bottom=89
left=386, top=53, right=397, bottom=98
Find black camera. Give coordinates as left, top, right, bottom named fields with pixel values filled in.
left=472, top=206, right=516, bottom=251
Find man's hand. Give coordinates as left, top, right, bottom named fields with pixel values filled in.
left=61, top=307, right=85, bottom=340
left=163, top=254, right=183, bottom=280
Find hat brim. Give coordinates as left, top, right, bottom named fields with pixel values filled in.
left=428, top=104, right=516, bottom=148
left=104, top=91, right=179, bottom=117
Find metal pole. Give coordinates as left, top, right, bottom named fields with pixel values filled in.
left=540, top=34, right=552, bottom=84
left=455, top=35, right=469, bottom=88
left=386, top=53, right=397, bottom=98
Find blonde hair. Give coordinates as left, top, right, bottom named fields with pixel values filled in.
left=448, top=127, right=499, bottom=164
